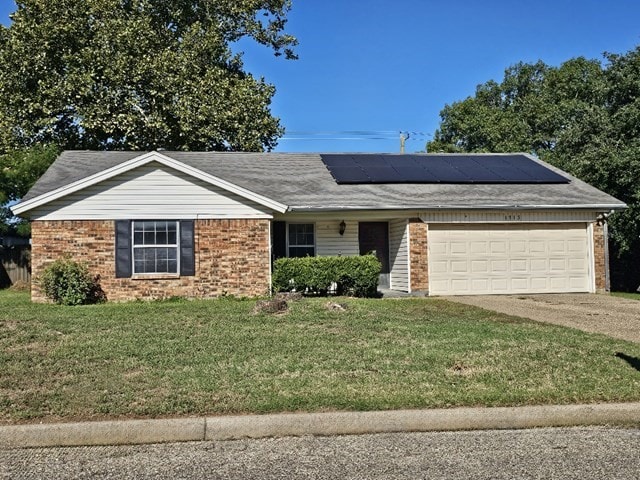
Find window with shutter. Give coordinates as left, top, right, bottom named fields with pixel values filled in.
left=115, top=220, right=195, bottom=277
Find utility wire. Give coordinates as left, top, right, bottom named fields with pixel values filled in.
left=281, top=130, right=431, bottom=141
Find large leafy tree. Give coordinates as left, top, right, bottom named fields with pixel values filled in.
left=0, top=0, right=297, bottom=153
left=428, top=49, right=640, bottom=291
left=0, top=144, right=60, bottom=236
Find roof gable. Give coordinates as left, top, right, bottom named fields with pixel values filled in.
left=12, top=151, right=287, bottom=215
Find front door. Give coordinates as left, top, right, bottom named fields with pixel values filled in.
left=359, top=222, right=390, bottom=288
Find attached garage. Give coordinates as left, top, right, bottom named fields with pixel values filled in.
left=428, top=223, right=593, bottom=295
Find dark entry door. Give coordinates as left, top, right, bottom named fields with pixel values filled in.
left=358, top=222, right=390, bottom=288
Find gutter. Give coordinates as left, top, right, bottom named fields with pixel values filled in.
left=287, top=204, right=628, bottom=212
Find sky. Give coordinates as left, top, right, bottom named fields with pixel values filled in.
left=2, top=1, right=640, bottom=153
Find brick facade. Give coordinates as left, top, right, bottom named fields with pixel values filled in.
left=592, top=221, right=608, bottom=292
left=31, top=219, right=271, bottom=302
left=408, top=219, right=429, bottom=292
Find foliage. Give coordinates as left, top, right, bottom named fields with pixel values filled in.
left=272, top=255, right=382, bottom=297
left=39, top=258, right=105, bottom=305
left=427, top=48, right=640, bottom=290
left=0, top=0, right=297, bottom=153
left=0, top=144, right=60, bottom=236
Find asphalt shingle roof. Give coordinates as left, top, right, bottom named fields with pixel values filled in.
left=21, top=151, right=626, bottom=211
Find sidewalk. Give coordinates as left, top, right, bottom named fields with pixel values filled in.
left=1, top=403, right=639, bottom=448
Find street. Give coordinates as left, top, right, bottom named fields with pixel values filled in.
left=2, top=426, right=639, bottom=479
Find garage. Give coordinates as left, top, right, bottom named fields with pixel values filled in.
left=427, top=223, right=593, bottom=295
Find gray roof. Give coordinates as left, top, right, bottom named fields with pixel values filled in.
left=21, top=151, right=626, bottom=211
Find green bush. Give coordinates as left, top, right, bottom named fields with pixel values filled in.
left=272, top=255, right=381, bottom=298
left=40, top=258, right=105, bottom=305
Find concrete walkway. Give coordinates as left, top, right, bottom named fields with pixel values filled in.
left=1, top=403, right=639, bottom=448
left=446, top=293, right=640, bottom=343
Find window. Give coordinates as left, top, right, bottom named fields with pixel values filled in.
left=115, top=220, right=195, bottom=278
left=288, top=223, right=315, bottom=257
left=133, top=221, right=179, bottom=274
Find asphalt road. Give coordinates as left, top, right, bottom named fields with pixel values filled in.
left=2, top=426, right=639, bottom=479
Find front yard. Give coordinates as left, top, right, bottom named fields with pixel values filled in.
left=1, top=290, right=639, bottom=424
left=612, top=292, right=640, bottom=301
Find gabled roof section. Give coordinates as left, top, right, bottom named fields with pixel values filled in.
left=12, top=151, right=288, bottom=215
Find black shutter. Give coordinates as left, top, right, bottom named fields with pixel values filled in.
left=272, top=221, right=287, bottom=260
left=115, top=220, right=132, bottom=278
left=180, top=220, right=195, bottom=276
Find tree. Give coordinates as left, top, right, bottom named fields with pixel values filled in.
left=0, top=0, right=297, bottom=153
left=0, top=144, right=60, bottom=236
left=428, top=49, right=640, bottom=291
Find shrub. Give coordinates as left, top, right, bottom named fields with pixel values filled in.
left=272, top=255, right=381, bottom=298
left=40, top=258, right=105, bottom=305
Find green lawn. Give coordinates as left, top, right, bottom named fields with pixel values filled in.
left=1, top=289, right=639, bottom=424
left=612, top=292, right=640, bottom=301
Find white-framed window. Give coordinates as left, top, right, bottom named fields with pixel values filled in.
left=288, top=223, right=315, bottom=258
left=132, top=220, right=179, bottom=274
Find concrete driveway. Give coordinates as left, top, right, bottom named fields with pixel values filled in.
left=446, top=294, right=640, bottom=343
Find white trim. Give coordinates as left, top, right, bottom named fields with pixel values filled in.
left=587, top=222, right=596, bottom=293
left=12, top=151, right=288, bottom=215
left=419, top=210, right=601, bottom=224
left=388, top=220, right=393, bottom=291
left=131, top=220, right=180, bottom=276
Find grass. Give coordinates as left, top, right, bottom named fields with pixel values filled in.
left=1, top=289, right=640, bottom=424
left=612, top=291, right=640, bottom=301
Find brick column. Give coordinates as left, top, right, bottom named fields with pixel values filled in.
left=592, top=221, right=608, bottom=293
left=409, top=219, right=429, bottom=292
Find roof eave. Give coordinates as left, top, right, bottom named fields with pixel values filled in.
left=287, top=203, right=628, bottom=212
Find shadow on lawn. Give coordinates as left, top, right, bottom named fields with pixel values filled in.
left=615, top=352, right=640, bottom=372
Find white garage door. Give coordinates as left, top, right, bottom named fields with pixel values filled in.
left=428, top=224, right=592, bottom=295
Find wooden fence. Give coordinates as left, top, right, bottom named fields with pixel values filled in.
left=0, top=245, right=31, bottom=288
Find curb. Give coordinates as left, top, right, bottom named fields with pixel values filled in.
left=1, top=403, right=639, bottom=448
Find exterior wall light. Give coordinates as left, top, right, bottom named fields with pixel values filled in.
left=339, top=220, right=346, bottom=236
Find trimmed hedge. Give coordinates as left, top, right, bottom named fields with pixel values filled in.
left=272, top=255, right=381, bottom=298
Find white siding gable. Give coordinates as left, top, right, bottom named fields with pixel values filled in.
left=29, top=162, right=274, bottom=220
left=389, top=219, right=409, bottom=292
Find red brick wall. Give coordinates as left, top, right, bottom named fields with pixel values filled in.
left=592, top=221, right=608, bottom=292
left=409, top=219, right=429, bottom=292
left=31, top=219, right=271, bottom=302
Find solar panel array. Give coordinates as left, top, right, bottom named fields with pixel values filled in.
left=320, top=154, right=570, bottom=184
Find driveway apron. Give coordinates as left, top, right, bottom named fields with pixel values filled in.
left=445, top=294, right=640, bottom=343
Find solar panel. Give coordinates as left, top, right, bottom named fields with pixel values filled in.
left=421, top=158, right=470, bottom=182
left=320, top=154, right=570, bottom=184
left=450, top=156, right=507, bottom=182
left=364, top=166, right=403, bottom=182
left=325, top=165, right=369, bottom=183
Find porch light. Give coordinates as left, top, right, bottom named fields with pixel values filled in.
left=339, top=220, right=346, bottom=236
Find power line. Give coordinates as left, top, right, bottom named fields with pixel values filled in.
left=281, top=130, right=432, bottom=141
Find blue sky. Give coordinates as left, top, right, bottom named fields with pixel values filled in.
left=2, top=1, right=640, bottom=153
